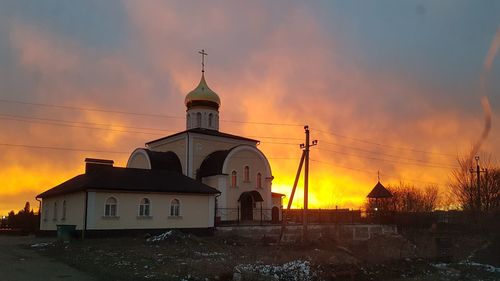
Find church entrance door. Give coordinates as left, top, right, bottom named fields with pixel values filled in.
left=240, top=194, right=253, bottom=221
left=271, top=206, right=280, bottom=223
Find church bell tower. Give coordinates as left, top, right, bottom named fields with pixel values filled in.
left=184, top=50, right=220, bottom=131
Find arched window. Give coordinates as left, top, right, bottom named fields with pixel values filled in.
left=196, top=112, right=202, bottom=127
left=62, top=200, right=67, bottom=220
left=170, top=199, right=180, bottom=216
left=231, top=171, right=237, bottom=188
left=105, top=197, right=117, bottom=217
left=208, top=113, right=213, bottom=127
left=257, top=173, right=262, bottom=188
left=53, top=202, right=58, bottom=220
left=43, top=203, right=49, bottom=221
left=139, top=198, right=150, bottom=216
left=244, top=166, right=250, bottom=182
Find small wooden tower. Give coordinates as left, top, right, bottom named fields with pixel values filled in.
left=366, top=172, right=393, bottom=215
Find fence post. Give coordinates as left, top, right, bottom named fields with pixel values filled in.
left=260, top=203, right=263, bottom=226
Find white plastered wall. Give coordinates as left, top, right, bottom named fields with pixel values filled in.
left=39, top=192, right=86, bottom=231
left=87, top=191, right=215, bottom=230
left=221, top=145, right=273, bottom=221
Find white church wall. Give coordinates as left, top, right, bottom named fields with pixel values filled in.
left=88, top=191, right=215, bottom=230
left=191, top=134, right=255, bottom=179
left=126, top=149, right=151, bottom=169
left=39, top=192, right=86, bottom=231
left=202, top=175, right=232, bottom=221
left=223, top=148, right=273, bottom=209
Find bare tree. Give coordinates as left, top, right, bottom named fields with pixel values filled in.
left=387, top=182, right=439, bottom=212
left=449, top=153, right=500, bottom=214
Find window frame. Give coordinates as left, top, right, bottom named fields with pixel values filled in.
left=244, top=166, right=250, bottom=182
left=196, top=112, right=202, bottom=127
left=43, top=203, right=49, bottom=221
left=208, top=113, right=213, bottom=127
left=231, top=170, right=237, bottom=188
left=257, top=172, right=262, bottom=189
left=104, top=196, right=118, bottom=217
left=170, top=198, right=180, bottom=217
left=61, top=200, right=67, bottom=220
left=53, top=202, right=58, bottom=221
left=138, top=197, right=151, bottom=217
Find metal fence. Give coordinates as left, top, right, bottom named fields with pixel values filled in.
left=216, top=207, right=279, bottom=225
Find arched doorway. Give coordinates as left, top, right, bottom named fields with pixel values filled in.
left=240, top=193, right=253, bottom=221
left=271, top=206, right=280, bottom=223
left=238, top=191, right=264, bottom=221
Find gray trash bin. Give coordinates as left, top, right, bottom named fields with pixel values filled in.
left=56, top=224, right=76, bottom=240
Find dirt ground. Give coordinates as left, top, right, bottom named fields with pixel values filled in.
left=0, top=235, right=96, bottom=281
left=8, top=229, right=500, bottom=281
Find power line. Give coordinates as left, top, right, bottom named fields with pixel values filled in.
left=310, top=158, right=440, bottom=185
left=0, top=99, right=461, bottom=159
left=316, top=147, right=458, bottom=169
left=316, top=129, right=456, bottom=157
left=318, top=139, right=456, bottom=164
left=0, top=142, right=299, bottom=161
left=0, top=98, right=303, bottom=127
left=261, top=140, right=457, bottom=169
left=0, top=143, right=130, bottom=154
left=0, top=112, right=305, bottom=142
left=0, top=115, right=167, bottom=136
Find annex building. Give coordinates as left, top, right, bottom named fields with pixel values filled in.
left=37, top=67, right=283, bottom=234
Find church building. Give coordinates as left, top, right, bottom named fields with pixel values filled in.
left=37, top=59, right=283, bottom=234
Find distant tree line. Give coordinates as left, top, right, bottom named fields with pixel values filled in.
left=0, top=202, right=39, bottom=232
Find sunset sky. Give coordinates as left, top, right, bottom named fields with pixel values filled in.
left=1, top=1, right=499, bottom=215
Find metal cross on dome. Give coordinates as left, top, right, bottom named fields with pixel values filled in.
left=199, top=49, right=207, bottom=73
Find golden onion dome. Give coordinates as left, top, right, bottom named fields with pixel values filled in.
left=184, top=74, right=220, bottom=109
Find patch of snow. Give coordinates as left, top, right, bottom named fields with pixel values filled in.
left=234, top=260, right=312, bottom=281
left=432, top=263, right=449, bottom=269
left=460, top=261, right=500, bottom=273
left=146, top=231, right=174, bottom=242
left=194, top=251, right=225, bottom=257
left=30, top=242, right=52, bottom=248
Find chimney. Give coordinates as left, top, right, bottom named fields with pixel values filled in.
left=85, top=158, right=114, bottom=174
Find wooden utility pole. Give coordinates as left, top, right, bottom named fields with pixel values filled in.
left=278, top=126, right=317, bottom=243
left=301, top=126, right=317, bottom=242
left=470, top=155, right=487, bottom=213
left=279, top=151, right=305, bottom=243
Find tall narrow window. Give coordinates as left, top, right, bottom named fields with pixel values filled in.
left=53, top=202, right=58, bottom=220
left=62, top=200, right=67, bottom=220
left=43, top=203, right=49, bottom=221
left=208, top=113, right=213, bottom=127
left=196, top=112, right=202, bottom=127
left=231, top=171, right=237, bottom=187
left=170, top=199, right=180, bottom=216
left=257, top=173, right=262, bottom=188
left=139, top=198, right=150, bottom=216
left=244, top=166, right=250, bottom=182
left=105, top=197, right=117, bottom=217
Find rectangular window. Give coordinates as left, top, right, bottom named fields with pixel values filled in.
left=105, top=204, right=117, bottom=217
left=170, top=205, right=180, bottom=216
